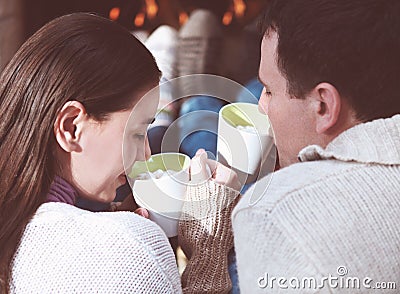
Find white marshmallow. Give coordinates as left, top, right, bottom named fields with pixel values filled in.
left=237, top=125, right=258, bottom=134
left=135, top=169, right=178, bottom=181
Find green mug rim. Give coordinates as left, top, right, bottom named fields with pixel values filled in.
left=128, top=152, right=190, bottom=178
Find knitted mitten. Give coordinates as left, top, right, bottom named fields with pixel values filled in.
left=179, top=180, right=240, bottom=293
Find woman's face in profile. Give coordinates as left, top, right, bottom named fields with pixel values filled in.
left=63, top=86, right=159, bottom=203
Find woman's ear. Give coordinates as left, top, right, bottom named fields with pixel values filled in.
left=312, top=82, right=342, bottom=134
left=54, top=101, right=87, bottom=152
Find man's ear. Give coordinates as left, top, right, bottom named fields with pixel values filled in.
left=311, top=82, right=341, bottom=134
left=54, top=101, right=87, bottom=152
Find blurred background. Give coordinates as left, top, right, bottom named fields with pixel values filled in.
left=0, top=0, right=267, bottom=83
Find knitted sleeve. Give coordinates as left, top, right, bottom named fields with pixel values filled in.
left=178, top=180, right=240, bottom=293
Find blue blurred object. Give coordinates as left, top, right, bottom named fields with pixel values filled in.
left=236, top=77, right=263, bottom=104
left=179, top=95, right=225, bottom=158
left=228, top=248, right=240, bottom=294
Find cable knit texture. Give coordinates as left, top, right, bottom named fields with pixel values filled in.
left=179, top=180, right=240, bottom=293
left=10, top=203, right=182, bottom=293
left=233, top=114, right=400, bottom=293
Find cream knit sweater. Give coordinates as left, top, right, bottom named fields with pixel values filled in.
left=10, top=181, right=238, bottom=293
left=233, top=114, right=400, bottom=293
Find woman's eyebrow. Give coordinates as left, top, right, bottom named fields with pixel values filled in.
left=142, top=118, right=155, bottom=125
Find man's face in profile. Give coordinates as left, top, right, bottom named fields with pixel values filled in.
left=258, top=31, right=317, bottom=168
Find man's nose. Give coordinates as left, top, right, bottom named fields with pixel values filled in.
left=258, top=87, right=268, bottom=115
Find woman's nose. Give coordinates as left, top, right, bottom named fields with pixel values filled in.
left=144, top=137, right=152, bottom=161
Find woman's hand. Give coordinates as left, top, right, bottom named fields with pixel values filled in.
left=190, top=149, right=241, bottom=191
left=134, top=207, right=149, bottom=218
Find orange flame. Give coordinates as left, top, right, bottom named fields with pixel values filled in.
left=134, top=12, right=145, bottom=27
left=145, top=0, right=158, bottom=19
left=109, top=7, right=120, bottom=21
left=222, top=11, right=233, bottom=26
left=179, top=12, right=188, bottom=26
left=233, top=0, right=246, bottom=18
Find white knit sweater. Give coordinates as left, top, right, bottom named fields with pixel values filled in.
left=10, top=203, right=182, bottom=293
left=233, top=114, right=400, bottom=293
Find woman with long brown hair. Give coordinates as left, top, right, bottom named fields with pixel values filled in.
left=0, top=13, right=239, bottom=293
